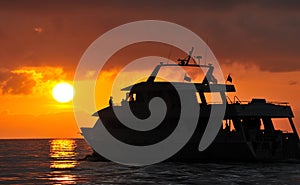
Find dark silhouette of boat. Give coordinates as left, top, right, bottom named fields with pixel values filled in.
left=81, top=48, right=300, bottom=162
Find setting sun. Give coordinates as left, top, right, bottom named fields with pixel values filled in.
left=52, top=82, right=74, bottom=103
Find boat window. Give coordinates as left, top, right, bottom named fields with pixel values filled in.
left=204, top=92, right=223, bottom=104
left=222, top=119, right=235, bottom=132
left=127, top=93, right=137, bottom=102
left=195, top=92, right=202, bottom=103
left=133, top=93, right=137, bottom=101
left=272, top=118, right=292, bottom=132
left=260, top=121, right=265, bottom=130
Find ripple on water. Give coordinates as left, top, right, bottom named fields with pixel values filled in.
left=1, top=139, right=300, bottom=184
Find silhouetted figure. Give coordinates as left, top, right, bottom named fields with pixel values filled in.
left=121, top=98, right=126, bottom=106
left=109, top=96, right=113, bottom=106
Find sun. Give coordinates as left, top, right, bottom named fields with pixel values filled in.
left=52, top=82, right=74, bottom=103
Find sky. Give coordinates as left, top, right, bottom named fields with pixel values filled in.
left=0, top=0, right=300, bottom=138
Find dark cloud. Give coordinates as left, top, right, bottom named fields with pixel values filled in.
left=0, top=71, right=36, bottom=95
left=1, top=0, right=299, bottom=13
left=0, top=0, right=299, bottom=73
left=288, top=80, right=298, bottom=86
left=0, top=67, right=66, bottom=95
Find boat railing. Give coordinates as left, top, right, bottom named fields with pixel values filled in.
left=115, top=97, right=289, bottom=107
left=226, top=96, right=243, bottom=103
left=267, top=101, right=289, bottom=106
left=234, top=95, right=241, bottom=103
left=227, top=95, right=250, bottom=104
left=226, top=96, right=233, bottom=104
left=226, top=96, right=289, bottom=106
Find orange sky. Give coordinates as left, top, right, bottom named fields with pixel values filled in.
left=0, top=1, right=300, bottom=138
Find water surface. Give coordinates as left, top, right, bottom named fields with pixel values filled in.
left=0, top=139, right=300, bottom=184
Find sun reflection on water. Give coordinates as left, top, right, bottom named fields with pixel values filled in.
left=49, top=139, right=78, bottom=169
left=48, top=172, right=77, bottom=185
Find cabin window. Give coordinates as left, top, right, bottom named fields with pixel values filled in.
left=133, top=93, right=137, bottom=101
left=260, top=121, right=265, bottom=130
left=127, top=93, right=137, bottom=102
left=222, top=119, right=235, bottom=131
left=195, top=92, right=202, bottom=103
left=271, top=118, right=292, bottom=132
left=204, top=92, right=223, bottom=104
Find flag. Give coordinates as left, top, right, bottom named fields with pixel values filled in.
left=226, top=74, right=232, bottom=83
left=184, top=74, right=191, bottom=82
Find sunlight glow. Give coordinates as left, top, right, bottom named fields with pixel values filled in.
left=52, top=82, right=74, bottom=103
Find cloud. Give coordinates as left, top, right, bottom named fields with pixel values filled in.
left=0, top=0, right=299, bottom=74
left=0, top=66, right=67, bottom=95
left=288, top=80, right=298, bottom=86
left=34, top=27, right=43, bottom=33
left=0, top=71, right=36, bottom=94
left=1, top=1, right=299, bottom=13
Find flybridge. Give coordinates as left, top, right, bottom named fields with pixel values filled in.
left=147, top=47, right=218, bottom=84
left=146, top=63, right=218, bottom=84
left=121, top=82, right=235, bottom=92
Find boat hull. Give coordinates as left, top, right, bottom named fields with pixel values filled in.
left=81, top=105, right=300, bottom=162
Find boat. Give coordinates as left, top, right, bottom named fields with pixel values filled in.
left=81, top=48, right=300, bottom=162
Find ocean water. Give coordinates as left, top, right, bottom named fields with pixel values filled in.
left=0, top=139, right=300, bottom=185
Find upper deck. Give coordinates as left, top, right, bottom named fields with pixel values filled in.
left=121, top=81, right=235, bottom=93
left=225, top=99, right=294, bottom=118
left=121, top=59, right=235, bottom=93
left=119, top=60, right=235, bottom=107
left=117, top=52, right=294, bottom=120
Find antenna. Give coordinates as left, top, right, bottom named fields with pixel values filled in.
left=204, top=38, right=208, bottom=65
left=167, top=45, right=173, bottom=64
left=177, top=47, right=194, bottom=65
